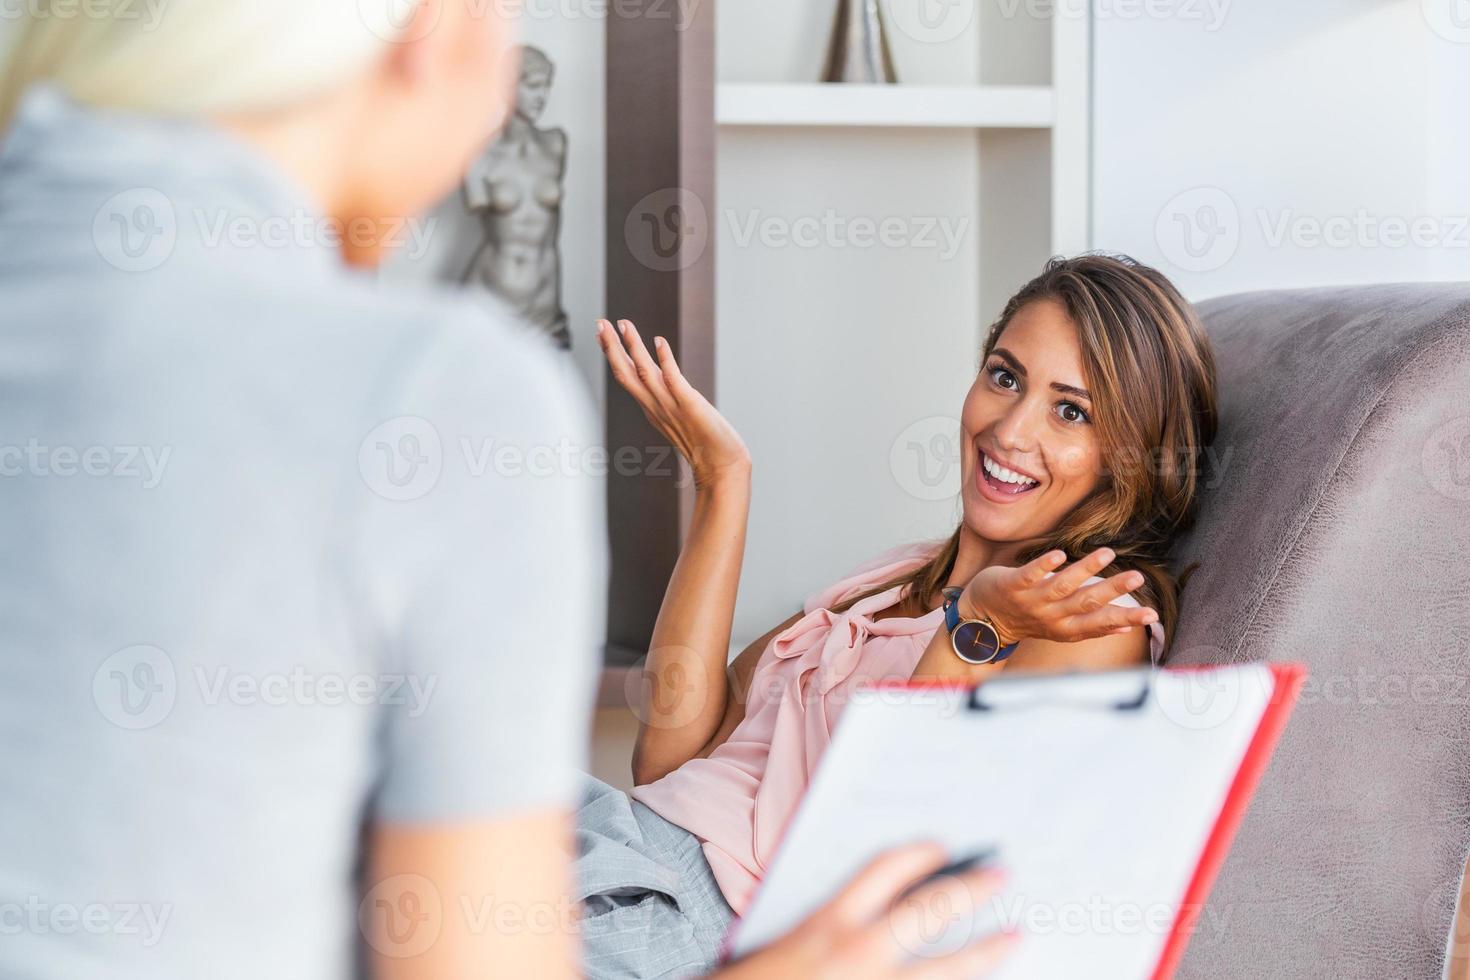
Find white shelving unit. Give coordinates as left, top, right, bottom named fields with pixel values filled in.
left=715, top=3, right=1094, bottom=648
left=716, top=83, right=1055, bottom=129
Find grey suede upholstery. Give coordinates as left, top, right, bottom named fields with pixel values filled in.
left=1167, top=284, right=1470, bottom=979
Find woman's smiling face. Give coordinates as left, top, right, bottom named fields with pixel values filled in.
left=960, top=297, right=1106, bottom=544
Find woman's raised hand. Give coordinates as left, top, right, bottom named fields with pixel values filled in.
left=596, top=318, right=751, bottom=489
left=961, top=547, right=1159, bottom=646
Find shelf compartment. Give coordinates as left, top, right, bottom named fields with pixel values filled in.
left=716, top=83, right=1054, bottom=129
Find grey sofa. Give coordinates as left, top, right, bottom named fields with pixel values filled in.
left=1168, top=284, right=1470, bottom=978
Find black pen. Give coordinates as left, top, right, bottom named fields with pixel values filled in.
left=897, top=846, right=999, bottom=901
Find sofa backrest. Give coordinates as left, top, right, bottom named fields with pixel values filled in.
left=1169, top=284, right=1470, bottom=978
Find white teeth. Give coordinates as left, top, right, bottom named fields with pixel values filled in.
left=983, top=453, right=1038, bottom=487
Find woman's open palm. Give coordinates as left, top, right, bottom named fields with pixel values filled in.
left=596, top=318, right=750, bottom=488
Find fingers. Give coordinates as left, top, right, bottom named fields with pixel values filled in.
left=1067, top=569, right=1145, bottom=615
left=652, top=333, right=704, bottom=408
left=903, top=929, right=1022, bottom=980
left=821, top=842, right=949, bottom=930
left=1064, top=602, right=1159, bottom=641
left=1014, top=549, right=1067, bottom=588
left=596, top=319, right=647, bottom=401
left=878, top=863, right=1008, bottom=961
left=1041, top=546, right=1117, bottom=600
left=618, top=319, right=679, bottom=414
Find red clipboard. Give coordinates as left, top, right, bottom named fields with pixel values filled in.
left=725, top=662, right=1306, bottom=979
left=1147, top=661, right=1305, bottom=980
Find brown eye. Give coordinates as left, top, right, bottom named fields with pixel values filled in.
left=989, top=367, right=1017, bottom=390
left=1057, top=401, right=1090, bottom=424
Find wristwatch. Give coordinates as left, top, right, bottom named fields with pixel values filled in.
left=941, top=587, right=1020, bottom=665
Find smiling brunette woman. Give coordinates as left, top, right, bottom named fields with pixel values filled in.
left=573, top=253, right=1220, bottom=977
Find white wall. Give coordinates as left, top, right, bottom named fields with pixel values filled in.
left=716, top=1, right=1056, bottom=648
left=1094, top=0, right=1470, bottom=298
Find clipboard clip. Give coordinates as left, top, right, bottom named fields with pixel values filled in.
left=967, top=667, right=1154, bottom=713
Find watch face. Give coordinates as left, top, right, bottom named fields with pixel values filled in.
left=953, top=620, right=1002, bottom=664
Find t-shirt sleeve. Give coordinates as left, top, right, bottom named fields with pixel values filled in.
left=349, top=309, right=606, bottom=822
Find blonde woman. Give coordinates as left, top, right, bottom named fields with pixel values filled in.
left=0, top=2, right=1013, bottom=979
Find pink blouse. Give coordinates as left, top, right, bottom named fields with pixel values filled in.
left=629, top=540, right=1165, bottom=915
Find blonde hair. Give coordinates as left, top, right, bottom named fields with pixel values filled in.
left=0, top=0, right=398, bottom=131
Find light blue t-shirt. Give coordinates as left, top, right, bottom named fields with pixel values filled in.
left=0, top=88, right=606, bottom=979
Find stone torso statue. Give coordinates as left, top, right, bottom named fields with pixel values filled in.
left=461, top=46, right=570, bottom=350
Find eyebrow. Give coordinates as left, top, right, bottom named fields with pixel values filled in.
left=990, top=347, right=1092, bottom=402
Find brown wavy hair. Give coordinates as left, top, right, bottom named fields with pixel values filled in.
left=835, top=253, right=1218, bottom=660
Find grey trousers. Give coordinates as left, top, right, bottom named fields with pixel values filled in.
left=575, top=776, right=736, bottom=979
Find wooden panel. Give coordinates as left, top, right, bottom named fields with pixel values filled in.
left=604, top=0, right=716, bottom=665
